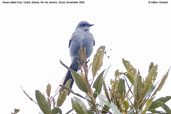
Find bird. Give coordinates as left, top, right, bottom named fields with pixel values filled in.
left=62, top=21, right=95, bottom=89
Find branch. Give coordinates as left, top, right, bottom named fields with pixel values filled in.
left=59, top=59, right=69, bottom=70
left=66, top=109, right=74, bottom=114
left=59, top=85, right=91, bottom=103
left=21, top=86, right=37, bottom=105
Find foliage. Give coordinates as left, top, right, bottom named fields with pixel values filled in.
left=20, top=46, right=170, bottom=114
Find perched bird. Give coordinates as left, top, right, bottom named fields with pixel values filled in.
left=63, top=21, right=95, bottom=89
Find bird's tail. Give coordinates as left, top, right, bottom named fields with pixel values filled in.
left=63, top=59, right=79, bottom=89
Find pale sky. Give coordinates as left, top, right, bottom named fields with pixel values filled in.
left=0, top=0, right=171, bottom=113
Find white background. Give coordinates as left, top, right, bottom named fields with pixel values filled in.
left=0, top=0, right=171, bottom=113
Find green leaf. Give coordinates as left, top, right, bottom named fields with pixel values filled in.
left=35, top=90, right=51, bottom=114
left=117, top=79, right=126, bottom=96
left=92, top=46, right=105, bottom=77
left=103, top=81, right=110, bottom=102
left=123, top=100, right=129, bottom=111
left=57, top=79, right=71, bottom=107
left=93, top=92, right=98, bottom=98
left=12, top=109, right=20, bottom=114
left=161, top=103, right=171, bottom=113
left=101, top=105, right=110, bottom=114
left=125, top=72, right=134, bottom=85
left=144, top=82, right=158, bottom=99
left=148, top=62, right=154, bottom=72
left=70, top=69, right=88, bottom=93
left=93, top=70, right=104, bottom=94
left=74, top=97, right=87, bottom=110
left=122, top=59, right=137, bottom=85
left=52, top=107, right=62, bottom=114
left=141, top=97, right=153, bottom=114
left=122, top=58, right=137, bottom=77
left=152, top=69, right=170, bottom=96
left=149, top=96, right=171, bottom=109
left=144, top=64, right=158, bottom=95
left=57, top=90, right=68, bottom=107
left=134, top=73, right=144, bottom=107
left=115, top=69, right=121, bottom=77
left=71, top=98, right=87, bottom=114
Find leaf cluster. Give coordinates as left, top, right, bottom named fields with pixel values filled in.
left=22, top=46, right=170, bottom=114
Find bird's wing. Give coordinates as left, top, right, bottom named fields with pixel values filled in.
left=90, top=33, right=95, bottom=46
left=69, top=30, right=84, bottom=48
left=69, top=39, right=72, bottom=48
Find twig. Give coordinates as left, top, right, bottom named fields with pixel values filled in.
left=83, top=62, right=99, bottom=114
left=59, top=85, right=91, bottom=103
left=83, top=63, right=89, bottom=88
left=123, top=76, right=134, bottom=106
left=21, top=86, right=37, bottom=105
left=59, top=59, right=69, bottom=70
left=65, top=108, right=74, bottom=114
left=124, top=74, right=133, bottom=95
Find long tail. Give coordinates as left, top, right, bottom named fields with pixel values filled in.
left=63, top=59, right=79, bottom=89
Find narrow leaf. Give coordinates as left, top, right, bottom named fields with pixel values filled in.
left=161, top=103, right=171, bottom=113
left=122, top=58, right=137, bottom=77
left=134, top=73, right=144, bottom=107
left=117, top=79, right=126, bottom=96
left=57, top=90, right=68, bottom=107
left=144, top=82, right=158, bottom=99
left=148, top=62, right=154, bottom=72
left=93, top=70, right=104, bottom=94
left=144, top=64, right=158, bottom=94
left=35, top=90, right=51, bottom=114
left=101, top=105, right=110, bottom=113
left=57, top=79, right=71, bottom=107
left=71, top=98, right=87, bottom=114
left=141, top=97, right=153, bottom=114
left=46, top=83, right=51, bottom=97
left=125, top=72, right=134, bottom=85
left=153, top=69, right=170, bottom=96
left=157, top=69, right=170, bottom=91
left=149, top=96, right=171, bottom=109
left=122, top=59, right=137, bottom=85
left=103, top=81, right=110, bottom=102
left=92, top=46, right=105, bottom=77
left=70, top=69, right=88, bottom=93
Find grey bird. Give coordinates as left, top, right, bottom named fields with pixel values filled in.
left=63, top=21, right=95, bottom=89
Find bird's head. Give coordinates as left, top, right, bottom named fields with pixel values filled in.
left=76, top=21, right=94, bottom=31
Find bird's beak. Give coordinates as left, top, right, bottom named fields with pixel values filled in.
left=88, top=24, right=94, bottom=26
